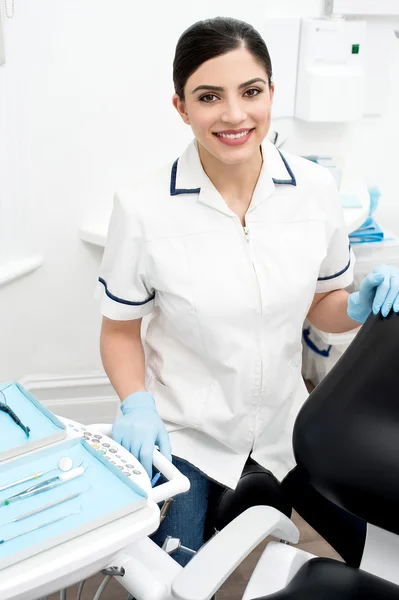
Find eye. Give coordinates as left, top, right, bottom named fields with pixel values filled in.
left=199, top=94, right=219, bottom=103
left=244, top=88, right=262, bottom=98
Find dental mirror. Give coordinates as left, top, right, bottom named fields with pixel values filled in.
left=0, top=456, right=75, bottom=493
left=58, top=456, right=73, bottom=472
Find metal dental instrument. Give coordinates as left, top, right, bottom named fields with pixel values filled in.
left=11, top=488, right=90, bottom=523
left=0, top=388, right=30, bottom=437
left=1, top=466, right=86, bottom=507
left=0, top=510, right=81, bottom=545
left=0, top=456, right=75, bottom=494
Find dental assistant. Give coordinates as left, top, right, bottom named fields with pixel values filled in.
left=98, top=17, right=399, bottom=564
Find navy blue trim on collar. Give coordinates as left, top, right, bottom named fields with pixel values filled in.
left=98, top=277, right=155, bottom=305
left=170, top=159, right=201, bottom=196
left=317, top=246, right=351, bottom=281
left=272, top=150, right=297, bottom=186
left=170, top=149, right=296, bottom=194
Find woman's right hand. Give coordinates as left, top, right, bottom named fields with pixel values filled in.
left=112, top=391, right=172, bottom=478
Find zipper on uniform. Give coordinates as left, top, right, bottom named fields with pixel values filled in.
left=240, top=221, right=263, bottom=409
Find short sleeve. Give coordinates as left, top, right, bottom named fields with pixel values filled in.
left=316, top=179, right=356, bottom=294
left=96, top=193, right=155, bottom=320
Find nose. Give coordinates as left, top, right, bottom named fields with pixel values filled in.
left=220, top=98, right=247, bottom=125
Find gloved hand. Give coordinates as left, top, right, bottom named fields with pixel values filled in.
left=347, top=264, right=399, bottom=324
left=112, top=391, right=172, bottom=478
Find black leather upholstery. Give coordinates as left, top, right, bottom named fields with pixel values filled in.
left=281, top=466, right=366, bottom=568
left=293, top=311, right=399, bottom=535
left=257, top=558, right=399, bottom=599
left=206, top=458, right=292, bottom=536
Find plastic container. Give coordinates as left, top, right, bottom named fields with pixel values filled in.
left=302, top=321, right=360, bottom=387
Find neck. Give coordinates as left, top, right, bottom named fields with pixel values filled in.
left=197, top=143, right=263, bottom=205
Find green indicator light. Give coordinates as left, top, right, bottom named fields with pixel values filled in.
left=352, top=44, right=360, bottom=54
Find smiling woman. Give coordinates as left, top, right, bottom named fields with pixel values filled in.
left=97, top=15, right=396, bottom=570
left=172, top=19, right=274, bottom=178
left=173, top=51, right=273, bottom=181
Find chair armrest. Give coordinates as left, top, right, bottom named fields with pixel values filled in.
left=171, top=506, right=299, bottom=600
left=242, top=541, right=315, bottom=599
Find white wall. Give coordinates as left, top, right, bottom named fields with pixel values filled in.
left=0, top=0, right=398, bottom=418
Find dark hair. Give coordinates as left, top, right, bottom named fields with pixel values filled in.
left=173, top=17, right=273, bottom=100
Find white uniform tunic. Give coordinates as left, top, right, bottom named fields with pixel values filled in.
left=98, top=139, right=354, bottom=488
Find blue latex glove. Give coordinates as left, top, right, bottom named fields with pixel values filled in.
left=112, top=391, right=172, bottom=478
left=347, top=264, right=399, bottom=323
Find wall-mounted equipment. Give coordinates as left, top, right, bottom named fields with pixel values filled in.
left=295, top=18, right=366, bottom=122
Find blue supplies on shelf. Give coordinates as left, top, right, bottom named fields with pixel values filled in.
left=340, top=193, right=363, bottom=208
left=349, top=187, right=384, bottom=244
left=349, top=218, right=384, bottom=244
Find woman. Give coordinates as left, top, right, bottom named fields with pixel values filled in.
left=98, top=17, right=399, bottom=565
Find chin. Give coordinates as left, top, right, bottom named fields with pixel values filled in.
left=211, top=143, right=260, bottom=166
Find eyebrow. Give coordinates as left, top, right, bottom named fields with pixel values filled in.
left=191, top=77, right=267, bottom=94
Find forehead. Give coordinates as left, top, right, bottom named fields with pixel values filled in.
left=185, top=47, right=267, bottom=92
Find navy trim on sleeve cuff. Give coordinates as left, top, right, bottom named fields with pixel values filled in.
left=98, top=277, right=155, bottom=305
left=317, top=248, right=351, bottom=282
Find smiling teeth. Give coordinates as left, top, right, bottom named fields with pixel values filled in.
left=216, top=130, right=251, bottom=139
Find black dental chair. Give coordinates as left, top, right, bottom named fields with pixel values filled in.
left=172, top=310, right=399, bottom=600
left=253, top=309, right=399, bottom=599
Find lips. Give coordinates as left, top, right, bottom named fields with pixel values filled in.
left=213, top=128, right=254, bottom=139
left=212, top=128, right=255, bottom=146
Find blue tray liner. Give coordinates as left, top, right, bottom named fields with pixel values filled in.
left=0, top=382, right=66, bottom=453
left=0, top=439, right=147, bottom=564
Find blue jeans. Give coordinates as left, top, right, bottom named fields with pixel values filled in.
left=151, top=456, right=211, bottom=566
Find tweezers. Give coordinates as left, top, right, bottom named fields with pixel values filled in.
left=1, top=467, right=86, bottom=506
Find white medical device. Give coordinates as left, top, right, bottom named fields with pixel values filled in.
left=0, top=418, right=190, bottom=600
left=295, top=18, right=367, bottom=122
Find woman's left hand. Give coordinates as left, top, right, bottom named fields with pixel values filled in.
left=347, top=264, right=399, bottom=323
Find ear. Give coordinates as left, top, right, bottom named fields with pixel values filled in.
left=172, top=93, right=190, bottom=125
left=269, top=82, right=275, bottom=105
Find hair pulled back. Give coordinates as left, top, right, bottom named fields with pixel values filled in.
left=173, top=17, right=273, bottom=99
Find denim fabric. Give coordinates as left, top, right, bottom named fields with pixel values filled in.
left=151, top=455, right=211, bottom=566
